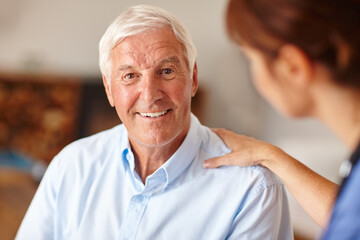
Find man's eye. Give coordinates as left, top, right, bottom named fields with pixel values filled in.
left=124, top=73, right=136, bottom=80
left=160, top=68, right=175, bottom=79
left=162, top=68, right=174, bottom=74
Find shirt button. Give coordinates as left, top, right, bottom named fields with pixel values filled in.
left=135, top=195, right=143, bottom=203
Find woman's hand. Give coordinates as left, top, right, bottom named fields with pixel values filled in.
left=203, top=128, right=276, bottom=168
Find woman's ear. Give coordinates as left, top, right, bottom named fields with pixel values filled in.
left=274, top=44, right=313, bottom=90
left=102, top=74, right=115, bottom=107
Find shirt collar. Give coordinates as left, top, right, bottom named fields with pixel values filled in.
left=161, top=113, right=203, bottom=187
left=119, top=128, right=136, bottom=176
left=121, top=113, right=203, bottom=189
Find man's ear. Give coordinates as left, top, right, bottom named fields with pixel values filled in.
left=274, top=44, right=313, bottom=90
left=191, top=62, right=199, bottom=97
left=102, top=74, right=115, bottom=107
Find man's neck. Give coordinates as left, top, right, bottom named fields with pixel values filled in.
left=129, top=132, right=188, bottom=184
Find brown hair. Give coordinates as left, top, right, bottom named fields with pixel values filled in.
left=226, top=0, right=360, bottom=87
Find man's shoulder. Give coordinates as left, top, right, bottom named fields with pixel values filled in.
left=237, top=165, right=283, bottom=192
left=197, top=124, right=231, bottom=157
left=195, top=124, right=282, bottom=190
left=205, top=164, right=282, bottom=193
left=53, top=124, right=125, bottom=166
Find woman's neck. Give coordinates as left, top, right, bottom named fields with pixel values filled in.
left=312, top=78, right=360, bottom=151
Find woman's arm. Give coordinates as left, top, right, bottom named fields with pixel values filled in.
left=203, top=128, right=338, bottom=228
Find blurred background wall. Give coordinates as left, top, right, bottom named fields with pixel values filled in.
left=0, top=0, right=349, bottom=239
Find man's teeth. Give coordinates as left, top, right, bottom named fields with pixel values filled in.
left=139, top=110, right=168, bottom=118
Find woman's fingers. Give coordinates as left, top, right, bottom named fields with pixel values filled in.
left=203, top=152, right=253, bottom=168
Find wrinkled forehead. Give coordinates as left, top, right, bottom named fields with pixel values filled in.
left=110, top=28, right=188, bottom=69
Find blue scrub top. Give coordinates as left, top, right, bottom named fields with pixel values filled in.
left=322, top=142, right=360, bottom=239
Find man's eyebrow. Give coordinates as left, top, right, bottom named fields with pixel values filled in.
left=117, top=65, right=133, bottom=71
left=160, top=56, right=180, bottom=64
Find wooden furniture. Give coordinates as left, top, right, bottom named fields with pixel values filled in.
left=0, top=169, right=38, bottom=240
left=0, top=72, right=82, bottom=164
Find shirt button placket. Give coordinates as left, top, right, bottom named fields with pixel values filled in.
left=118, top=195, right=148, bottom=240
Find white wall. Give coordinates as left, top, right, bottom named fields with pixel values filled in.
left=0, top=0, right=350, bottom=238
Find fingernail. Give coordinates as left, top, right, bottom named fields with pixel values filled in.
left=202, top=161, right=209, bottom=168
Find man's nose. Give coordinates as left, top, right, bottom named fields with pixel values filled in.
left=139, top=74, right=163, bottom=102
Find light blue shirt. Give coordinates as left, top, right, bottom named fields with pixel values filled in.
left=17, top=114, right=293, bottom=240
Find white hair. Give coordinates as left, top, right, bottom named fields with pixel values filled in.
left=99, top=4, right=197, bottom=85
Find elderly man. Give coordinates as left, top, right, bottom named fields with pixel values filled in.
left=16, top=5, right=293, bottom=240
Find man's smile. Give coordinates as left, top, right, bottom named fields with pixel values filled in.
left=138, top=109, right=171, bottom=118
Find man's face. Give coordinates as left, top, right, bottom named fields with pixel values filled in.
left=103, top=28, right=198, bottom=149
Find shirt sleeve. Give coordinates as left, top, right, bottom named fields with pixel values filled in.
left=226, top=183, right=293, bottom=240
left=15, top=156, right=61, bottom=240
left=321, top=160, right=360, bottom=240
